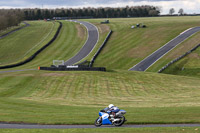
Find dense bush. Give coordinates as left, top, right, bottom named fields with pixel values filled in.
left=0, top=9, right=24, bottom=31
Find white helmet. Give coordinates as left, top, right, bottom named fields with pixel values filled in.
left=109, top=104, right=114, bottom=108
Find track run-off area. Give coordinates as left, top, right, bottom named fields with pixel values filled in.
left=129, top=27, right=200, bottom=71
left=0, top=123, right=200, bottom=129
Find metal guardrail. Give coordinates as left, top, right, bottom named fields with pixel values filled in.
left=158, top=44, right=200, bottom=73
left=89, top=30, right=112, bottom=67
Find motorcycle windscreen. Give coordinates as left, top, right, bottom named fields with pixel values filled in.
left=102, top=113, right=112, bottom=125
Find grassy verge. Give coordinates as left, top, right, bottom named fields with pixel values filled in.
left=147, top=31, right=200, bottom=78
left=0, top=20, right=87, bottom=70
left=0, top=21, right=58, bottom=66
left=83, top=16, right=200, bottom=70
left=1, top=127, right=200, bottom=133
left=75, top=22, right=110, bottom=65
left=0, top=70, right=200, bottom=124
left=147, top=32, right=200, bottom=74
left=0, top=22, right=26, bottom=37
left=161, top=46, right=200, bottom=78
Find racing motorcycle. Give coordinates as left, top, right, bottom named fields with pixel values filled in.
left=94, top=108, right=127, bottom=127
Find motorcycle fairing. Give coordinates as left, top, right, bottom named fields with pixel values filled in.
left=99, top=112, right=112, bottom=125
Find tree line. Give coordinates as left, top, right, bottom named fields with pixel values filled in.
left=23, top=6, right=160, bottom=20
left=0, top=9, right=24, bottom=31
left=0, top=6, right=160, bottom=30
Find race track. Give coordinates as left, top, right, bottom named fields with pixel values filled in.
left=64, top=20, right=99, bottom=66
left=0, top=22, right=30, bottom=39
left=0, top=69, right=37, bottom=74
left=0, top=123, right=199, bottom=129
left=129, top=27, right=200, bottom=71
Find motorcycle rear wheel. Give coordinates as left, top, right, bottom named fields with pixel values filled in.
left=113, top=116, right=126, bottom=127
left=94, top=117, right=102, bottom=127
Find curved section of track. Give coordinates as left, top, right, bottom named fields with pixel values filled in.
left=129, top=27, right=200, bottom=71
left=0, top=22, right=30, bottom=39
left=0, top=123, right=199, bottom=129
left=64, top=20, right=99, bottom=66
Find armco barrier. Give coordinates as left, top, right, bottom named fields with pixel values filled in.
left=40, top=66, right=106, bottom=72
left=89, top=30, right=112, bottom=67
left=0, top=21, right=62, bottom=69
left=158, top=44, right=200, bottom=73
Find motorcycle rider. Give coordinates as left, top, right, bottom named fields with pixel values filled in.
left=107, top=104, right=120, bottom=119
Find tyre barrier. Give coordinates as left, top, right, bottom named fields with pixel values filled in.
left=158, top=44, right=200, bottom=73
left=89, top=30, right=112, bottom=67
left=0, top=22, right=30, bottom=39
left=39, top=66, right=106, bottom=72
left=0, top=21, right=62, bottom=69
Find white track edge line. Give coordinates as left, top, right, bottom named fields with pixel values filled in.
left=64, top=20, right=90, bottom=64
left=128, top=27, right=198, bottom=71
left=144, top=31, right=199, bottom=72
left=74, top=21, right=100, bottom=65
left=64, top=20, right=99, bottom=65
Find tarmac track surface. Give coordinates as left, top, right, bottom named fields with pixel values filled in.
left=129, top=27, right=200, bottom=71
left=0, top=22, right=30, bottom=39
left=0, top=123, right=200, bottom=129
left=64, top=20, right=99, bottom=66
left=0, top=69, right=37, bottom=74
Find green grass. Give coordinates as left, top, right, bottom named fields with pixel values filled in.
left=0, top=22, right=26, bottom=37
left=161, top=47, right=200, bottom=78
left=1, top=127, right=200, bottom=133
left=147, top=31, right=200, bottom=78
left=0, top=20, right=87, bottom=70
left=75, top=22, right=111, bottom=64
left=0, top=17, right=200, bottom=125
left=0, top=21, right=58, bottom=66
left=81, top=16, right=200, bottom=70
left=0, top=70, right=200, bottom=124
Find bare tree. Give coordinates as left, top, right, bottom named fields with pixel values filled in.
left=178, top=8, right=184, bottom=16
left=169, top=8, right=175, bottom=15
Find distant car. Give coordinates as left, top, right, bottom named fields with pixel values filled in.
left=47, top=19, right=51, bottom=21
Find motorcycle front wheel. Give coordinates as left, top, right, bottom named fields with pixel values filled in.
left=113, top=116, right=126, bottom=127
left=94, top=117, right=102, bottom=127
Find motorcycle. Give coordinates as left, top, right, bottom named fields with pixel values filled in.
left=94, top=108, right=127, bottom=127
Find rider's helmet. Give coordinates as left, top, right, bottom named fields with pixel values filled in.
left=109, top=104, right=114, bottom=108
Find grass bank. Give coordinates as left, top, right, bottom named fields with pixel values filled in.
left=0, top=22, right=26, bottom=37
left=0, top=21, right=59, bottom=66
left=148, top=32, right=200, bottom=78
left=0, top=70, right=200, bottom=124
left=0, top=20, right=87, bottom=70
left=83, top=16, right=200, bottom=70
left=1, top=127, right=200, bottom=133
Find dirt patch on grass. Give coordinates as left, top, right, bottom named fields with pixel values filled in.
left=165, top=33, right=200, bottom=59
left=188, top=53, right=200, bottom=59
left=17, top=74, right=35, bottom=77
left=41, top=73, right=68, bottom=77
left=98, top=24, right=110, bottom=34
left=75, top=24, right=86, bottom=39
left=128, top=44, right=158, bottom=58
